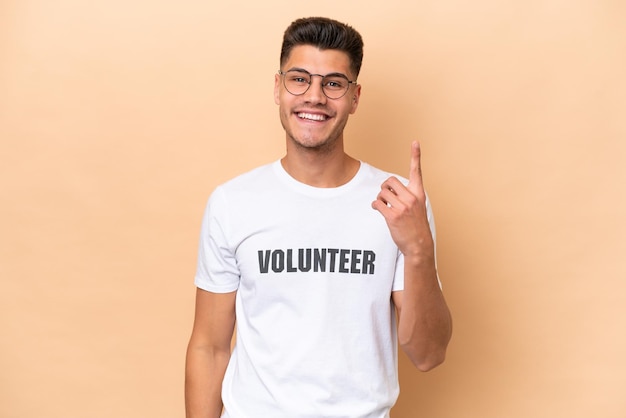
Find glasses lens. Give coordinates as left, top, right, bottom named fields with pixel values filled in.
left=321, top=74, right=350, bottom=99
left=283, top=71, right=311, bottom=95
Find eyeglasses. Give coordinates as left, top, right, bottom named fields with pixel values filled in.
left=278, top=69, right=357, bottom=99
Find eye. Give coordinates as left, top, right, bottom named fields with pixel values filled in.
left=324, top=77, right=347, bottom=90
left=287, top=71, right=310, bottom=84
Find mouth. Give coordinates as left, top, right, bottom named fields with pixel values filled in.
left=296, top=112, right=329, bottom=122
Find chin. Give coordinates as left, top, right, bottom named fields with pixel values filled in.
left=291, top=136, right=337, bottom=152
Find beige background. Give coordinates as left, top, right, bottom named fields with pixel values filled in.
left=1, top=0, right=625, bottom=417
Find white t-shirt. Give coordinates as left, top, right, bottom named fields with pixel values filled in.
left=195, top=160, right=437, bottom=418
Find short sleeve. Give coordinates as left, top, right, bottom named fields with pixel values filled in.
left=194, top=187, right=240, bottom=293
left=391, top=252, right=405, bottom=292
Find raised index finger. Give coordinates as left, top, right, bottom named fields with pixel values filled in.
left=408, top=141, right=423, bottom=195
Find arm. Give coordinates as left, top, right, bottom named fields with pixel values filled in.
left=372, top=141, right=452, bottom=371
left=392, top=265, right=451, bottom=371
left=185, top=288, right=237, bottom=418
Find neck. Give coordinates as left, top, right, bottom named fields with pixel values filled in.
left=280, top=144, right=360, bottom=188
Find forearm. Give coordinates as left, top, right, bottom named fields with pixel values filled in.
left=396, top=255, right=452, bottom=371
left=185, top=345, right=231, bottom=418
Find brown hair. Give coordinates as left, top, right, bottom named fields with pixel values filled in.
left=279, top=17, right=364, bottom=78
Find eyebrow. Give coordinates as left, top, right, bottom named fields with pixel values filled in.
left=286, top=67, right=350, bottom=79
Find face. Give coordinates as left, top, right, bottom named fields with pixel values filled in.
left=274, top=45, right=361, bottom=153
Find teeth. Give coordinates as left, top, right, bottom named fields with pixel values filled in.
left=297, top=112, right=326, bottom=121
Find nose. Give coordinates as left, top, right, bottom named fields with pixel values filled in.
left=304, top=74, right=327, bottom=103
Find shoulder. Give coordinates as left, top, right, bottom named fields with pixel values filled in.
left=359, top=161, right=409, bottom=185
left=219, top=161, right=277, bottom=190
left=208, top=161, right=281, bottom=201
left=203, top=161, right=277, bottom=211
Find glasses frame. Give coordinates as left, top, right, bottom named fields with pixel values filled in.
left=278, top=69, right=358, bottom=100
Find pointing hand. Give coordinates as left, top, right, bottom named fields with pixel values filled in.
left=371, top=141, right=434, bottom=258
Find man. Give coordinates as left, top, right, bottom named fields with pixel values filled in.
left=185, top=16, right=452, bottom=418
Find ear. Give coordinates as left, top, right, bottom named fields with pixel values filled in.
left=274, top=73, right=281, bottom=105
left=349, top=84, right=361, bottom=114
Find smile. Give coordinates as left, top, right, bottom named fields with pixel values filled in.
left=297, top=112, right=327, bottom=121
